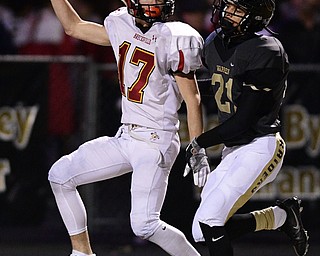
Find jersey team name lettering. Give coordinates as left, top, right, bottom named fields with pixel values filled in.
left=133, top=33, right=151, bottom=45
left=216, top=65, right=230, bottom=75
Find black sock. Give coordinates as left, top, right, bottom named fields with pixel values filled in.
left=225, top=213, right=256, bottom=240
left=200, top=222, right=233, bottom=256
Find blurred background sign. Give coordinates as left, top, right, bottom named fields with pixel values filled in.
left=0, top=60, right=48, bottom=225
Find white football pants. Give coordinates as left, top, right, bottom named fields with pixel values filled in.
left=192, top=133, right=286, bottom=242
left=49, top=124, right=200, bottom=255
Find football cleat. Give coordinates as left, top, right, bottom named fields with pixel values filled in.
left=276, top=196, right=309, bottom=256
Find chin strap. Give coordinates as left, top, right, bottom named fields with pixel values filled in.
left=265, top=26, right=278, bottom=36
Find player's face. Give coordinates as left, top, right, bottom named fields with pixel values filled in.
left=140, top=0, right=164, bottom=19
left=223, top=2, right=247, bottom=28
left=136, top=0, right=165, bottom=27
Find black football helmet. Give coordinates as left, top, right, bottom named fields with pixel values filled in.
left=211, top=0, right=275, bottom=39
left=122, top=0, right=175, bottom=23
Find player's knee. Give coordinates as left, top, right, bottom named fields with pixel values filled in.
left=48, top=155, right=71, bottom=184
left=192, top=219, right=204, bottom=242
left=49, top=180, right=63, bottom=196
left=49, top=178, right=75, bottom=196
left=49, top=162, right=76, bottom=200
left=191, top=205, right=225, bottom=242
left=130, top=213, right=160, bottom=239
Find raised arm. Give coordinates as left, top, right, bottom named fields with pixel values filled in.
left=50, top=0, right=110, bottom=46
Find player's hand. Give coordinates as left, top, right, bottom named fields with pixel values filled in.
left=183, top=138, right=210, bottom=187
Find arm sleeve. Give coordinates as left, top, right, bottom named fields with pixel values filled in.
left=244, top=68, right=285, bottom=90
left=196, top=86, right=265, bottom=148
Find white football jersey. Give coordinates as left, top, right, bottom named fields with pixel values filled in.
left=104, top=7, right=203, bottom=132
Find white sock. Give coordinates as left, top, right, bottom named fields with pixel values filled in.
left=70, top=249, right=96, bottom=256
left=273, top=206, right=287, bottom=229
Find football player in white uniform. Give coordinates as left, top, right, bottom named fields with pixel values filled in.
left=48, top=0, right=210, bottom=255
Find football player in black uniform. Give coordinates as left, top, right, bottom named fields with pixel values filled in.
left=184, top=0, right=309, bottom=255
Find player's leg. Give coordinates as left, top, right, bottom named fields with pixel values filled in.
left=48, top=132, right=132, bottom=255
left=224, top=213, right=256, bottom=239
left=224, top=197, right=309, bottom=256
left=128, top=128, right=200, bottom=256
left=197, top=207, right=285, bottom=256
left=225, top=206, right=286, bottom=240
left=222, top=135, right=287, bottom=239
left=192, top=134, right=285, bottom=256
left=191, top=146, right=237, bottom=255
left=70, top=232, right=96, bottom=256
left=221, top=134, right=309, bottom=256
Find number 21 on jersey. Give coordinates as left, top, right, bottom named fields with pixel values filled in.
left=212, top=73, right=236, bottom=114
left=118, top=41, right=155, bottom=104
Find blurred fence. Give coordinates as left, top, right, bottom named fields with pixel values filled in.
left=0, top=55, right=319, bottom=241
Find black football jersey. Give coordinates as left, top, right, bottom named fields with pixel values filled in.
left=203, top=30, right=289, bottom=147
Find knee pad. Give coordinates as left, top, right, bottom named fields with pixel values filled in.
left=197, top=188, right=230, bottom=226
left=48, top=155, right=72, bottom=184
left=130, top=213, right=161, bottom=239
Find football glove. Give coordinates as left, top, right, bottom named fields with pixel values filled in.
left=183, top=138, right=210, bottom=187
